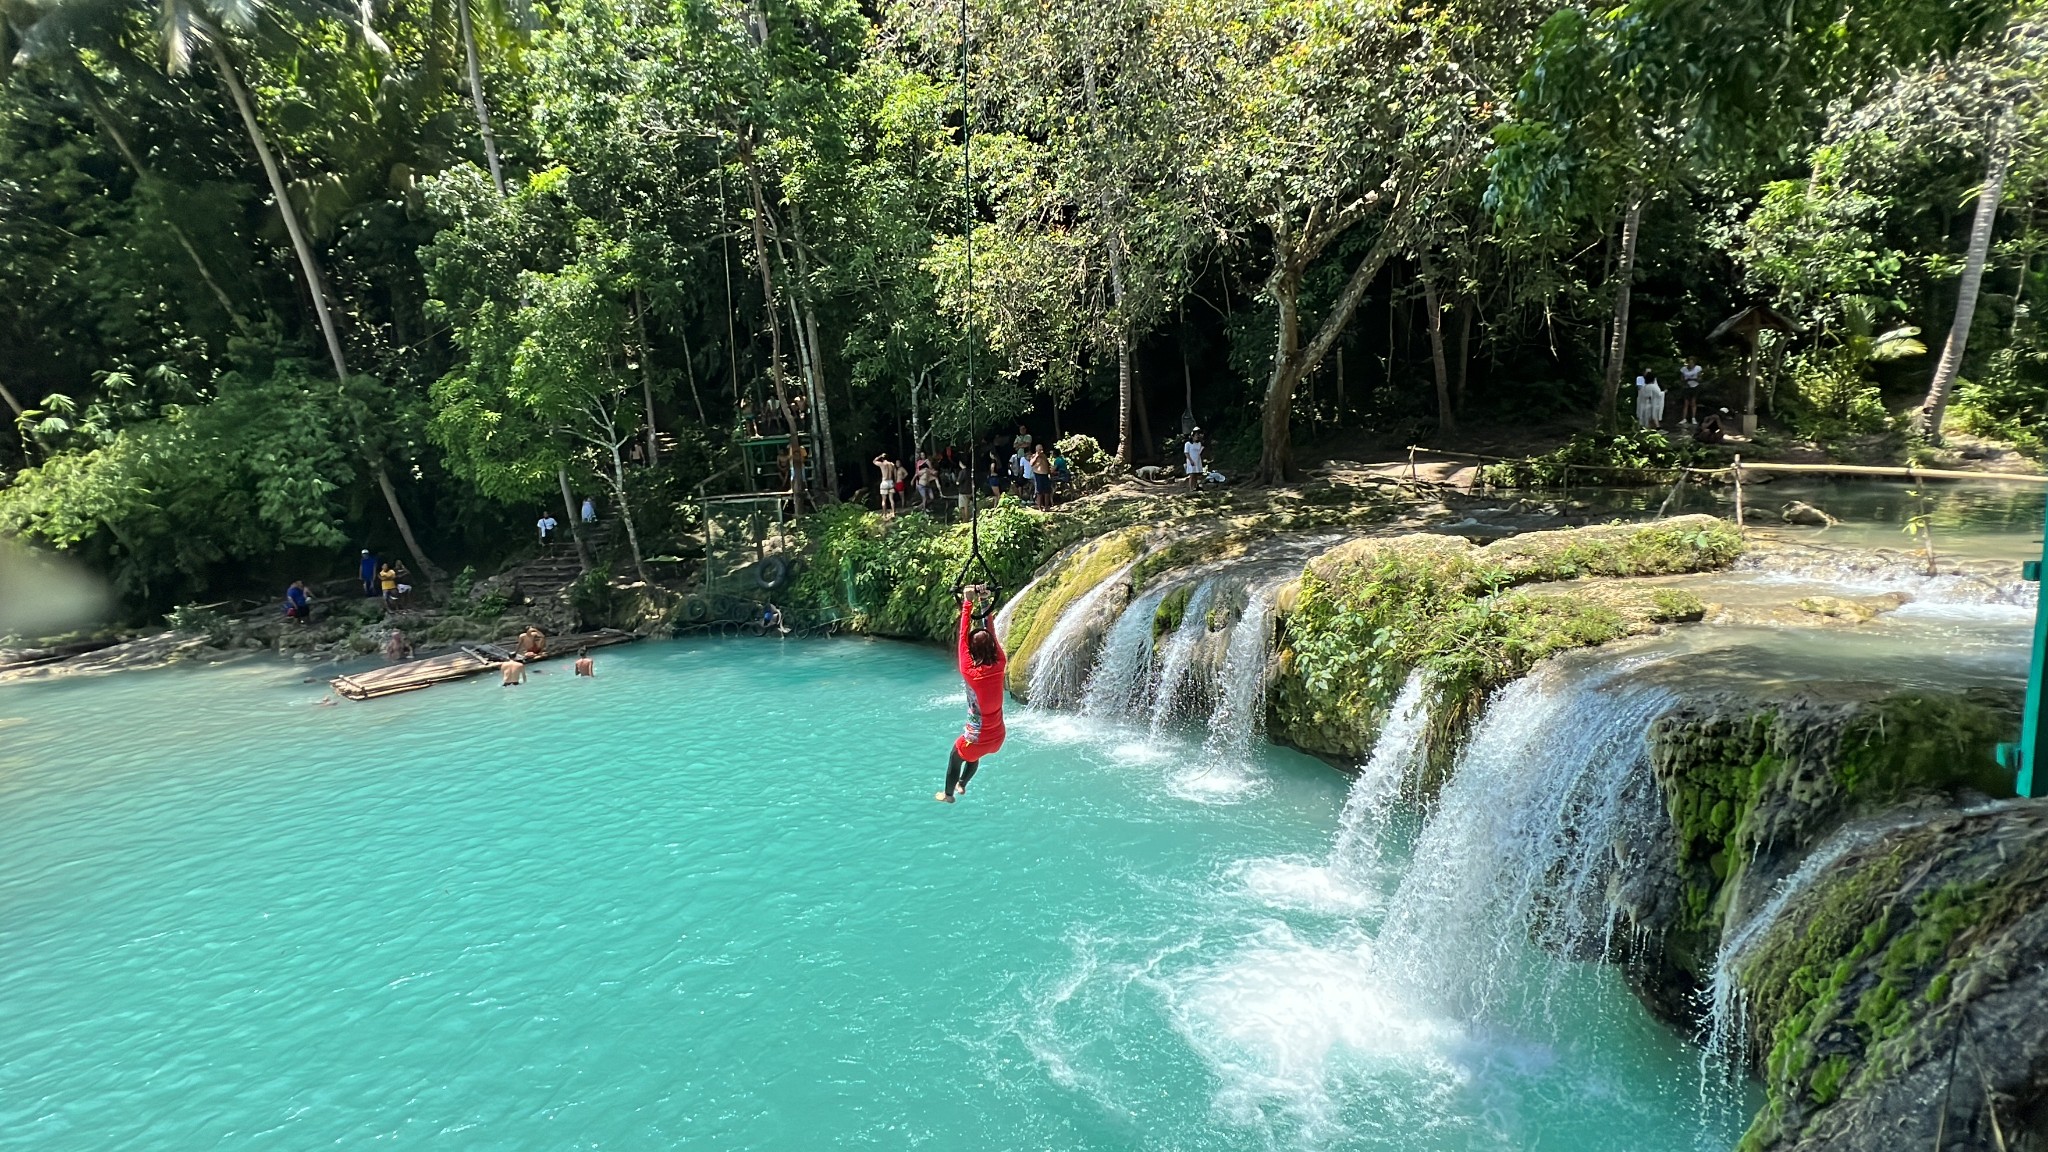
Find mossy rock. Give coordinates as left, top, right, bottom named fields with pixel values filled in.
left=1730, top=806, right=2048, bottom=1152
left=1001, top=527, right=1145, bottom=695
left=1269, top=517, right=1743, bottom=766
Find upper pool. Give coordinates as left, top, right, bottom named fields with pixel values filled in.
left=0, top=639, right=1748, bottom=1150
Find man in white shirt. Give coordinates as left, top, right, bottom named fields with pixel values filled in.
left=1183, top=428, right=1205, bottom=491
left=1679, top=359, right=1704, bottom=425
left=537, top=514, right=557, bottom=544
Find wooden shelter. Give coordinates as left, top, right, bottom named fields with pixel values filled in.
left=1709, top=305, right=1799, bottom=435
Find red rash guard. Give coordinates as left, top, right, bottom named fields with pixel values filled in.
left=954, top=599, right=1007, bottom=761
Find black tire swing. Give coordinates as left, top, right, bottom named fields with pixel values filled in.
left=947, top=0, right=1001, bottom=613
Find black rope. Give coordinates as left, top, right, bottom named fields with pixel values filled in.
left=949, top=0, right=999, bottom=604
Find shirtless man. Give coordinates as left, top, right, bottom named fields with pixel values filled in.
left=574, top=648, right=595, bottom=677
left=501, top=659, right=527, bottom=686
left=518, top=626, right=547, bottom=660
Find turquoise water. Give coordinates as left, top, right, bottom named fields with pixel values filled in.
left=0, top=640, right=1748, bottom=1150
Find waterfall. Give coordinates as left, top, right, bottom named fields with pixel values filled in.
left=1150, top=581, right=1219, bottom=733
left=1081, top=585, right=1171, bottom=718
left=1201, top=585, right=1280, bottom=762
left=1374, top=656, right=1675, bottom=1017
left=1025, top=564, right=1135, bottom=708
left=1330, top=671, right=1429, bottom=871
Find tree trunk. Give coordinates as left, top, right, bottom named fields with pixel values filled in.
left=787, top=220, right=840, bottom=497
left=1108, top=235, right=1135, bottom=463
left=606, top=439, right=651, bottom=583
left=678, top=324, right=707, bottom=427
left=558, top=465, right=590, bottom=572
left=371, top=462, right=436, bottom=584
left=0, top=379, right=23, bottom=419
left=76, top=78, right=247, bottom=331
left=800, top=300, right=840, bottom=499
left=456, top=0, right=506, bottom=195
left=633, top=289, right=661, bottom=464
left=1254, top=217, right=1407, bottom=485
left=1456, top=300, right=1472, bottom=411
left=1256, top=275, right=1305, bottom=484
left=1599, top=195, right=1643, bottom=428
left=1919, top=123, right=2012, bottom=444
left=1420, top=252, right=1455, bottom=435
left=742, top=145, right=804, bottom=512
left=210, top=39, right=434, bottom=580
left=1114, top=333, right=1134, bottom=464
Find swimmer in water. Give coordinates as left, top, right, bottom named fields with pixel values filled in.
left=574, top=648, right=594, bottom=677
left=501, top=659, right=526, bottom=686
left=937, top=583, right=1006, bottom=803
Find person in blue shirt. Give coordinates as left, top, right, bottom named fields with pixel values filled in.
left=283, top=581, right=311, bottom=623
left=358, top=550, right=379, bottom=597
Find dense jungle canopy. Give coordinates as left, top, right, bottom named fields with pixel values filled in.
left=1, top=0, right=2045, bottom=612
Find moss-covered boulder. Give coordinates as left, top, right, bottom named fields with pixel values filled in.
left=1732, top=805, right=2048, bottom=1152
left=1270, top=516, right=1739, bottom=766
left=1619, top=691, right=2016, bottom=1020
left=998, top=528, right=1144, bottom=696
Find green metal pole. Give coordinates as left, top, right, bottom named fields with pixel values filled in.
left=2005, top=504, right=2048, bottom=797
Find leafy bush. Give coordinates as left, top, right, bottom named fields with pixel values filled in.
left=1054, top=433, right=1109, bottom=472
left=569, top=564, right=615, bottom=625
left=165, top=602, right=232, bottom=643
left=789, top=497, right=1052, bottom=640
left=1480, top=430, right=1701, bottom=487
left=1783, top=350, right=1889, bottom=438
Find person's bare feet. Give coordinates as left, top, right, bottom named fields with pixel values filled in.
left=934, top=791, right=955, bottom=803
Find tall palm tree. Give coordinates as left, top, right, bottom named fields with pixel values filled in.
left=25, top=0, right=438, bottom=578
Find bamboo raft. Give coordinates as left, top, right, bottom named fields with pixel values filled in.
left=330, top=629, right=638, bottom=701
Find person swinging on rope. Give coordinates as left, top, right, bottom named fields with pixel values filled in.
left=937, top=582, right=1006, bottom=803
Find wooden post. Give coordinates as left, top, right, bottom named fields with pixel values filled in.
left=1733, top=455, right=1745, bottom=527
left=1656, top=467, right=1689, bottom=520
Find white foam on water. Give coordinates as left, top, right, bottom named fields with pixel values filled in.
left=1164, top=760, right=1269, bottom=805
left=1166, top=921, right=1465, bottom=1139
left=1233, top=857, right=1382, bottom=917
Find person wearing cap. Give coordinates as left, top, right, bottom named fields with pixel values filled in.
left=359, top=550, right=379, bottom=598
left=1696, top=408, right=1729, bottom=445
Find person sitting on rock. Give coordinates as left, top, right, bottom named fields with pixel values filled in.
left=518, top=627, right=547, bottom=661
left=283, top=581, right=312, bottom=623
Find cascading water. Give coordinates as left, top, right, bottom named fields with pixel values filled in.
left=1374, top=656, right=1676, bottom=1018
left=1024, top=564, right=1135, bottom=708
left=1329, top=671, right=1430, bottom=872
left=1081, top=585, right=1170, bottom=718
left=1149, top=581, right=1219, bottom=733
left=1201, top=584, right=1280, bottom=762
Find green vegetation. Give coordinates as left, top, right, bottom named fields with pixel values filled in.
left=1271, top=516, right=1742, bottom=763
left=1730, top=818, right=2048, bottom=1151
left=998, top=527, right=1144, bottom=691
left=1651, top=694, right=2013, bottom=940
left=788, top=498, right=1048, bottom=642
left=2, top=0, right=2040, bottom=615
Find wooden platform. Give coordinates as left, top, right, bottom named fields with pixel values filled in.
left=330, top=630, right=638, bottom=701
